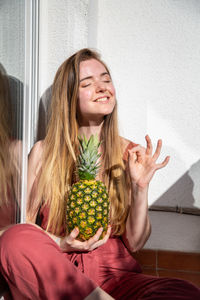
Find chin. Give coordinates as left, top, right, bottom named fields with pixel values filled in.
left=99, top=105, right=115, bottom=116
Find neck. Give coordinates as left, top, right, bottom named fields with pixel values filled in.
left=78, top=122, right=104, bottom=140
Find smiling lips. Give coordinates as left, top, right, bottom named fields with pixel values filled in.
left=94, top=96, right=109, bottom=102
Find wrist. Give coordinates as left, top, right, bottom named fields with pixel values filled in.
left=54, top=236, right=61, bottom=247
left=131, top=181, right=149, bottom=193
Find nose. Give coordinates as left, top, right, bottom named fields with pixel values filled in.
left=95, top=81, right=106, bottom=92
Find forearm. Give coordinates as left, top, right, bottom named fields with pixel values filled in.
left=122, top=184, right=151, bottom=252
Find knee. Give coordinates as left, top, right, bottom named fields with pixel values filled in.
left=0, top=223, right=43, bottom=257
left=173, top=278, right=200, bottom=296
left=157, top=277, right=200, bottom=297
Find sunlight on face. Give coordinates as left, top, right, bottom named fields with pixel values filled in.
left=78, top=59, right=116, bottom=125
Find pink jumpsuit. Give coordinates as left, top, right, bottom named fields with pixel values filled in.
left=0, top=143, right=200, bottom=299
left=0, top=223, right=200, bottom=299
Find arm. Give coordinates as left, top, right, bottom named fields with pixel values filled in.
left=26, top=141, right=64, bottom=244
left=122, top=135, right=170, bottom=252
left=26, top=141, right=43, bottom=223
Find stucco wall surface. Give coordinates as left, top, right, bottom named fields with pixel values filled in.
left=96, top=0, right=200, bottom=210
left=39, top=0, right=89, bottom=97
left=0, top=0, right=25, bottom=82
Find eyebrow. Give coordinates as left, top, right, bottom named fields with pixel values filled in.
left=79, top=72, right=110, bottom=82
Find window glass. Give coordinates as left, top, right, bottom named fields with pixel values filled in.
left=0, top=0, right=25, bottom=229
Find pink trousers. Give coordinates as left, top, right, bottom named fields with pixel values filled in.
left=0, top=224, right=200, bottom=299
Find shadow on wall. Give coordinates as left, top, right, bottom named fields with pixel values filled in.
left=150, top=159, right=200, bottom=216
left=0, top=63, right=23, bottom=227
left=37, top=86, right=52, bottom=141
left=0, top=63, right=24, bottom=140
left=8, top=75, right=23, bottom=140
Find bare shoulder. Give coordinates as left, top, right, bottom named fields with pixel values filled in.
left=120, top=136, right=133, bottom=153
left=29, top=140, right=44, bottom=157
left=9, top=140, right=22, bottom=163
left=9, top=139, right=22, bottom=155
left=120, top=137, right=138, bottom=162
left=28, top=140, right=44, bottom=176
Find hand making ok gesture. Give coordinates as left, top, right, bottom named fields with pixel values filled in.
left=128, top=135, right=170, bottom=189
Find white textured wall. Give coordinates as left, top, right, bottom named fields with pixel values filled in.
left=95, top=0, right=200, bottom=211
left=39, top=0, right=89, bottom=97
left=0, top=0, right=25, bottom=81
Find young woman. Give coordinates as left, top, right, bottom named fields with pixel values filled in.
left=0, top=48, right=199, bottom=300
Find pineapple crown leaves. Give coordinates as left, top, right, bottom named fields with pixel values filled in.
left=77, top=134, right=101, bottom=180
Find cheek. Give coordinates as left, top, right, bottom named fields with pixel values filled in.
left=109, top=84, right=116, bottom=97
left=78, top=89, right=93, bottom=114
left=110, top=85, right=116, bottom=106
left=79, top=89, right=92, bottom=103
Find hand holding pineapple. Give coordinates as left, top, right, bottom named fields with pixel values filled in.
left=65, top=135, right=111, bottom=247
left=60, top=225, right=112, bottom=252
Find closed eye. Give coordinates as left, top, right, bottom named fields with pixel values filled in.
left=81, top=83, right=91, bottom=88
left=101, top=74, right=112, bottom=83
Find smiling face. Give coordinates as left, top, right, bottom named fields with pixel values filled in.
left=77, top=59, right=116, bottom=125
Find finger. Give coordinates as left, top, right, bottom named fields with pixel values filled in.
left=87, top=227, right=103, bottom=248
left=128, top=149, right=137, bottom=163
left=128, top=145, right=142, bottom=153
left=95, top=227, right=104, bottom=239
left=152, top=139, right=162, bottom=161
left=155, top=156, right=170, bottom=170
left=66, top=227, right=79, bottom=243
left=145, top=135, right=152, bottom=155
left=128, top=147, right=144, bottom=164
left=103, top=225, right=112, bottom=242
left=90, top=226, right=111, bottom=251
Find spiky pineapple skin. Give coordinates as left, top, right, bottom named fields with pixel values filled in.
left=66, top=179, right=109, bottom=241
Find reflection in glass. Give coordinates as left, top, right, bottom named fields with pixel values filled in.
left=0, top=0, right=25, bottom=230
left=0, top=64, right=21, bottom=229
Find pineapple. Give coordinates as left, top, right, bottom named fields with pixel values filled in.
left=66, top=135, right=109, bottom=241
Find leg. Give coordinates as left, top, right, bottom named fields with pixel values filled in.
left=0, top=224, right=97, bottom=300
left=103, top=272, right=200, bottom=300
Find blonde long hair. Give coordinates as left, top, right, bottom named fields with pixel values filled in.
left=0, top=64, right=14, bottom=206
left=35, top=49, right=130, bottom=236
